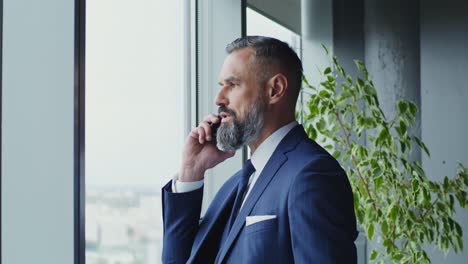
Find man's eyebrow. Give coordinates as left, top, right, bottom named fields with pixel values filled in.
left=218, top=76, right=240, bottom=86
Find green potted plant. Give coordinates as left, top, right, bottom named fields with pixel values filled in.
left=298, top=47, right=468, bottom=263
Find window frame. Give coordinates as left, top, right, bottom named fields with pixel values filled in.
left=0, top=0, right=3, bottom=261
left=74, top=0, right=85, bottom=262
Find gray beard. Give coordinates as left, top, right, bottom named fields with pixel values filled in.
left=216, top=97, right=265, bottom=152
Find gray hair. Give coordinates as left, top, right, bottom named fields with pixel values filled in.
left=226, top=35, right=303, bottom=99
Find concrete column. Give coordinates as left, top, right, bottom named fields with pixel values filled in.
left=301, top=0, right=333, bottom=84
left=364, top=0, right=421, bottom=162
left=332, top=1, right=367, bottom=263
left=421, top=1, right=468, bottom=263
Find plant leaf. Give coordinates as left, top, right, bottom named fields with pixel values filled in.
left=321, top=44, right=329, bottom=55
left=397, top=100, right=408, bottom=115
left=414, top=136, right=431, bottom=157
left=367, top=223, right=375, bottom=241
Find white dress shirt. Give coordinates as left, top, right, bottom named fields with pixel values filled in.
left=172, top=121, right=298, bottom=207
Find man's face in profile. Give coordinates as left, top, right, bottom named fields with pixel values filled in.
left=215, top=48, right=267, bottom=151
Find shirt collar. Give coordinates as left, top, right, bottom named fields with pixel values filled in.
left=250, top=121, right=298, bottom=173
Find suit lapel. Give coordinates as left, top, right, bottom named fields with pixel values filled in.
left=216, top=125, right=306, bottom=263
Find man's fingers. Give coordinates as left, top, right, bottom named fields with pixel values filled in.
left=199, top=113, right=221, bottom=141
left=189, top=127, right=199, bottom=139
left=198, top=122, right=213, bottom=141
left=203, top=114, right=220, bottom=124
left=197, top=126, right=206, bottom=144
left=188, top=114, right=220, bottom=143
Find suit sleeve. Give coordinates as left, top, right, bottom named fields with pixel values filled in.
left=288, top=157, right=358, bottom=264
left=161, top=180, right=203, bottom=264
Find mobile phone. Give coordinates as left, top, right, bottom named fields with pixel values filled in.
left=210, top=115, right=222, bottom=136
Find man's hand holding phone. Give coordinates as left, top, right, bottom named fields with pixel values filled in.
left=178, top=114, right=235, bottom=182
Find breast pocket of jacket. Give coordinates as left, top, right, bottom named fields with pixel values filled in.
left=242, top=217, right=279, bottom=263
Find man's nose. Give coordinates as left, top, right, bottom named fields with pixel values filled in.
left=214, top=88, right=228, bottom=106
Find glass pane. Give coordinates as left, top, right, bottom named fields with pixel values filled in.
left=85, top=1, right=186, bottom=263
left=246, top=7, right=301, bottom=54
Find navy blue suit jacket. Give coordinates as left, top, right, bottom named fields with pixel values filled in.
left=162, top=125, right=358, bottom=263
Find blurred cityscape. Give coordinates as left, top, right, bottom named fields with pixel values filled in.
left=86, top=185, right=163, bottom=264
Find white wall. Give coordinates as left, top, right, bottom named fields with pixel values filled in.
left=1, top=0, right=75, bottom=263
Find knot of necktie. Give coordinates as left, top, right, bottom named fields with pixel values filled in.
left=226, top=159, right=256, bottom=232
left=239, top=159, right=255, bottom=186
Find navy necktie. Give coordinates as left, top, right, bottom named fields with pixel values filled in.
left=226, top=159, right=256, bottom=232
left=216, top=160, right=255, bottom=262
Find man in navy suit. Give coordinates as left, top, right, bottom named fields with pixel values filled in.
left=162, top=36, right=358, bottom=263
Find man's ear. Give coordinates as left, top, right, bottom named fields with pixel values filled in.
left=266, top=73, right=288, bottom=104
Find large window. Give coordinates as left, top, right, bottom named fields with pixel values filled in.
left=85, top=1, right=188, bottom=263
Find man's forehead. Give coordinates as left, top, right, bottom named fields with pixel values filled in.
left=231, top=47, right=255, bottom=59
left=218, top=48, right=255, bottom=82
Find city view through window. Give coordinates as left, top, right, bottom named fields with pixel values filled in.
left=85, top=0, right=185, bottom=263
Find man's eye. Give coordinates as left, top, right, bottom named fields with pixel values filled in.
left=221, top=82, right=237, bottom=89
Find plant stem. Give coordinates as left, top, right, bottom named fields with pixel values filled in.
left=388, top=115, right=398, bottom=129
left=335, top=111, right=377, bottom=210
left=421, top=198, right=439, bottom=220
left=402, top=239, right=409, bottom=251
left=391, top=222, right=397, bottom=243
